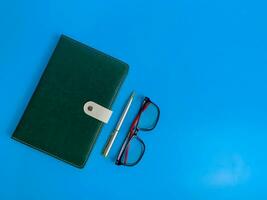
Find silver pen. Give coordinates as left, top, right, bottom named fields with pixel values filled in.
left=103, top=92, right=135, bottom=157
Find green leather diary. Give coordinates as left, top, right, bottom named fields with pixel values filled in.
left=12, top=35, right=129, bottom=168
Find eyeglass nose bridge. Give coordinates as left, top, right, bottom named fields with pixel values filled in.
left=135, top=127, right=140, bottom=133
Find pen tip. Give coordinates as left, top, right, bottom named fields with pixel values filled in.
left=131, top=91, right=135, bottom=97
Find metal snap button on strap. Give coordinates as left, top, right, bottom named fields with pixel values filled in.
left=83, top=101, right=113, bottom=123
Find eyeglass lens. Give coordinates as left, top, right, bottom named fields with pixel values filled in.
left=138, top=102, right=159, bottom=130
left=121, top=136, right=144, bottom=165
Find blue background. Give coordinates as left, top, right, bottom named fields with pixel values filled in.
left=0, top=0, right=267, bottom=199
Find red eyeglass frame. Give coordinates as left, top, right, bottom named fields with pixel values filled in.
left=116, top=97, right=160, bottom=166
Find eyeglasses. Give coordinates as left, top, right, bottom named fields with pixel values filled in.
left=116, top=97, right=160, bottom=166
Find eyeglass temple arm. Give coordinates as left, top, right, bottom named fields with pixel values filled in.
left=116, top=130, right=132, bottom=163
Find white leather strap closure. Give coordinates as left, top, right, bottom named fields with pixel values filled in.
left=83, top=101, right=113, bottom=123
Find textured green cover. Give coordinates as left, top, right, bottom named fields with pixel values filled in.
left=12, top=35, right=129, bottom=168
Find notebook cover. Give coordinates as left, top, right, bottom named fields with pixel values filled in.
left=12, top=35, right=129, bottom=168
